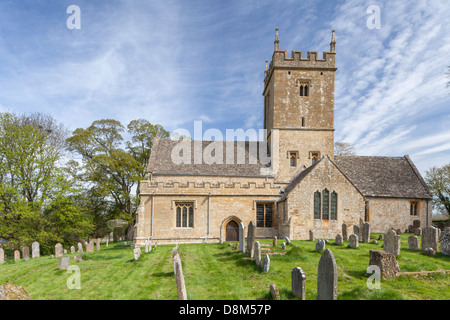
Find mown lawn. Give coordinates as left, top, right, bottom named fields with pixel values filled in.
left=0, top=234, right=449, bottom=300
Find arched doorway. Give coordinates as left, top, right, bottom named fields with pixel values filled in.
left=225, top=220, right=239, bottom=242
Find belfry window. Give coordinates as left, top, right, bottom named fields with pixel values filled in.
left=299, top=84, right=309, bottom=97
left=289, top=152, right=297, bottom=167
left=176, top=202, right=194, bottom=228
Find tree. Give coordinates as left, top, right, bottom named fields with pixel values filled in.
left=334, top=141, right=356, bottom=156
left=425, top=164, right=450, bottom=216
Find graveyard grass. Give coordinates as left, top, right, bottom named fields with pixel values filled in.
left=0, top=234, right=449, bottom=300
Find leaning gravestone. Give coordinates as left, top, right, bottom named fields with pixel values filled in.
left=335, top=234, right=343, bottom=245
left=58, top=256, right=70, bottom=270
left=362, top=222, right=371, bottom=243
left=384, top=229, right=401, bottom=256
left=0, top=248, right=4, bottom=264
left=291, top=267, right=306, bottom=300
left=14, top=250, right=20, bottom=261
left=315, top=240, right=325, bottom=252
left=285, top=236, right=291, bottom=245
left=441, top=231, right=450, bottom=256
left=239, top=222, right=245, bottom=253
left=173, top=253, right=188, bottom=300
left=22, top=247, right=30, bottom=261
left=348, top=234, right=358, bottom=248
left=31, top=242, right=40, bottom=259
left=254, top=242, right=261, bottom=266
left=269, top=283, right=280, bottom=300
left=422, top=226, right=438, bottom=253
left=55, top=243, right=63, bottom=258
left=342, top=223, right=348, bottom=241
left=408, top=236, right=419, bottom=250
left=246, top=221, right=256, bottom=258
left=369, top=250, right=400, bottom=279
left=261, top=254, right=270, bottom=272
left=281, top=242, right=286, bottom=250
left=317, top=249, right=337, bottom=300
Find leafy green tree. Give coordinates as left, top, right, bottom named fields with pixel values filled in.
left=425, top=163, right=450, bottom=216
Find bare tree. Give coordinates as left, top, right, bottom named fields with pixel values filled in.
left=334, top=141, right=356, bottom=156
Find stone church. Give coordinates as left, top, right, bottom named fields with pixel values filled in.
left=133, top=29, right=432, bottom=247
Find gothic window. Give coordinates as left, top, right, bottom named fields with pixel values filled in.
left=299, top=84, right=309, bottom=97
left=314, top=191, right=321, bottom=219
left=311, top=152, right=320, bottom=165
left=322, top=189, right=329, bottom=220
left=257, top=203, right=273, bottom=228
left=330, top=192, right=337, bottom=220
left=410, top=201, right=418, bottom=216
left=175, top=202, right=194, bottom=228
left=289, top=152, right=297, bottom=167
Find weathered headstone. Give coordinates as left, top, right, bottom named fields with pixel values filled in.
left=70, top=246, right=76, bottom=254
left=285, top=236, right=291, bottom=245
left=414, top=228, right=422, bottom=236
left=348, top=234, right=358, bottom=248
left=144, top=239, right=150, bottom=253
left=246, top=221, right=256, bottom=258
left=96, top=239, right=101, bottom=251
left=86, top=241, right=94, bottom=253
left=31, top=242, right=40, bottom=259
left=369, top=250, right=400, bottom=279
left=262, top=254, right=270, bottom=272
left=317, top=249, right=337, bottom=300
left=422, top=226, right=438, bottom=253
left=55, top=243, right=63, bottom=258
left=173, top=252, right=187, bottom=300
left=0, top=248, right=4, bottom=264
left=362, top=222, right=371, bottom=243
left=63, top=249, right=67, bottom=254
left=269, top=283, right=280, bottom=300
left=384, top=229, right=401, bottom=256
left=239, top=222, right=245, bottom=253
left=254, top=241, right=261, bottom=266
left=0, top=283, right=33, bottom=300
left=353, top=226, right=361, bottom=242
left=77, top=242, right=83, bottom=253
left=58, top=256, right=70, bottom=270
left=441, top=231, right=450, bottom=256
left=14, top=250, right=20, bottom=261
left=335, top=234, right=343, bottom=245
left=22, top=247, right=30, bottom=261
left=315, top=239, right=325, bottom=252
left=342, top=223, right=348, bottom=241
left=408, top=236, right=419, bottom=250
left=291, top=267, right=306, bottom=300
left=133, top=248, right=141, bottom=260
left=273, top=236, right=277, bottom=247
left=309, top=230, right=314, bottom=241
left=281, top=242, right=286, bottom=250
left=424, top=247, right=436, bottom=256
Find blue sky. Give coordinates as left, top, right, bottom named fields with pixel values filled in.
left=0, top=0, right=449, bottom=175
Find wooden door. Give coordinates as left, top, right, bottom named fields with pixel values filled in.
left=226, top=220, right=239, bottom=242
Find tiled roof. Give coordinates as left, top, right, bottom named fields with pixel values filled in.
left=334, top=155, right=432, bottom=199
left=148, top=138, right=272, bottom=177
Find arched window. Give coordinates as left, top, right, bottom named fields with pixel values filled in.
left=322, top=189, right=329, bottom=220
left=176, top=202, right=194, bottom=228
left=300, top=85, right=304, bottom=96
left=330, top=192, right=337, bottom=220
left=314, top=191, right=321, bottom=219
left=304, top=85, right=308, bottom=96
left=289, top=152, right=297, bottom=167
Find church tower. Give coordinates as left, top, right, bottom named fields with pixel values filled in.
left=263, top=29, right=337, bottom=185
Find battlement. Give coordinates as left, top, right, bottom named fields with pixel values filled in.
left=139, top=180, right=281, bottom=195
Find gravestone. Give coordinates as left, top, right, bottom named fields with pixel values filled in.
left=74, top=254, right=84, bottom=262
left=408, top=236, right=419, bottom=250
left=309, top=230, right=314, bottom=241
left=353, top=226, right=361, bottom=242
left=14, top=250, right=20, bottom=261
left=441, top=231, right=450, bottom=256
left=414, top=228, right=422, bottom=236
left=422, top=226, right=438, bottom=253
left=0, top=248, right=4, bottom=264
left=281, top=242, right=286, bottom=250
left=254, top=241, right=261, bottom=266
left=144, top=239, right=150, bottom=253
left=369, top=250, right=400, bottom=279
left=315, top=240, right=325, bottom=252
left=55, top=243, right=63, bottom=258
left=96, top=239, right=101, bottom=251
left=58, top=256, right=70, bottom=270
left=22, top=247, right=30, bottom=261
left=70, top=246, right=75, bottom=254
left=424, top=247, right=436, bottom=256
left=362, top=222, right=371, bottom=243
left=342, top=223, right=348, bottom=241
left=31, top=242, right=40, bottom=259
left=239, top=222, right=245, bottom=253
left=86, top=241, right=94, bottom=253
left=246, top=221, right=256, bottom=258
left=77, top=242, right=83, bottom=253
left=291, top=267, right=306, bottom=300
left=384, top=229, right=401, bottom=256
left=0, top=283, right=33, bottom=300
left=106, top=239, right=109, bottom=247
left=348, top=234, right=358, bottom=248
left=335, top=234, right=343, bottom=245
left=63, top=249, right=67, bottom=254
left=174, top=256, right=188, bottom=300
left=262, top=254, right=270, bottom=272
left=285, top=236, right=291, bottom=245
left=273, top=236, right=277, bottom=247
left=133, top=248, right=141, bottom=260
left=317, top=249, right=337, bottom=300
left=269, top=283, right=280, bottom=300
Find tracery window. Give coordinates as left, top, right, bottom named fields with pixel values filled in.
left=175, top=202, right=194, bottom=228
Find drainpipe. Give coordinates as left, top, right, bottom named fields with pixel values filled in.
left=208, top=193, right=211, bottom=236
left=151, top=193, right=154, bottom=237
